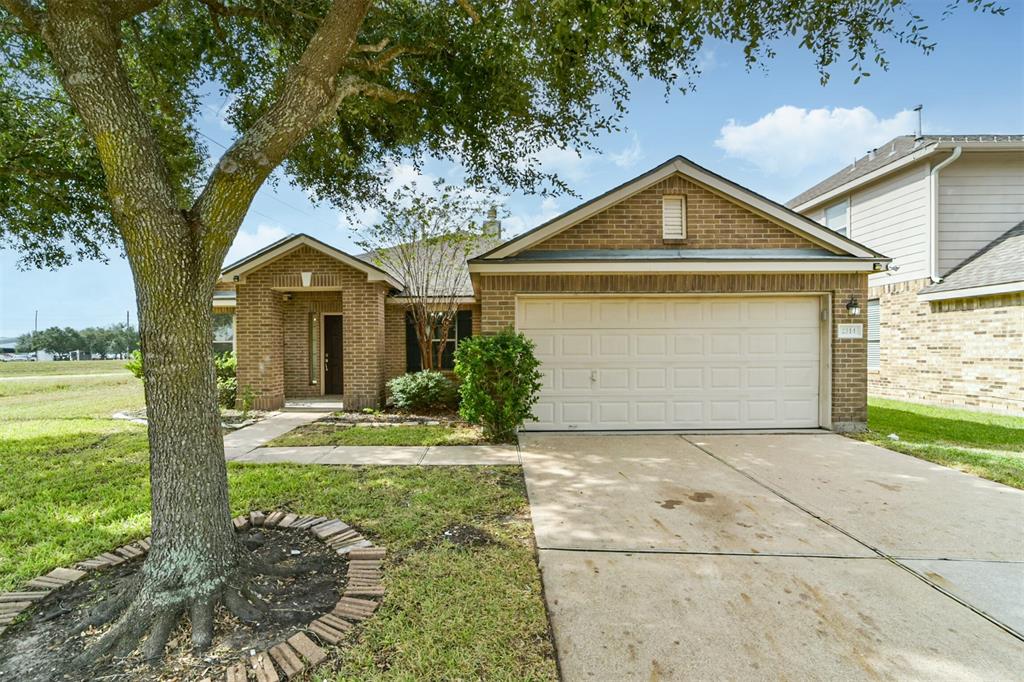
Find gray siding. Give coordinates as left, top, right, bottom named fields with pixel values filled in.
left=938, top=151, right=1024, bottom=275
left=848, top=163, right=930, bottom=286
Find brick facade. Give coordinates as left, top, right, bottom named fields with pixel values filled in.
left=529, top=175, right=820, bottom=252
left=478, top=272, right=869, bottom=429
left=234, top=245, right=391, bottom=410
left=869, top=278, right=1023, bottom=415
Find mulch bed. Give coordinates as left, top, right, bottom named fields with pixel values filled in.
left=0, top=513, right=386, bottom=682
left=321, top=408, right=464, bottom=427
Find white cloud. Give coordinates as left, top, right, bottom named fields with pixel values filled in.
left=610, top=133, right=644, bottom=169
left=502, top=196, right=562, bottom=237
left=530, top=146, right=596, bottom=183
left=715, top=106, right=916, bottom=175
left=226, top=223, right=289, bottom=264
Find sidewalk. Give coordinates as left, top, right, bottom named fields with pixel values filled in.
left=224, top=411, right=520, bottom=465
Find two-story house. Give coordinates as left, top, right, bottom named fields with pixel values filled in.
left=790, top=135, right=1024, bottom=415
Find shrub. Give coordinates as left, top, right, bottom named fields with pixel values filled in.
left=454, top=329, right=542, bottom=443
left=388, top=370, right=458, bottom=412
left=215, top=351, right=237, bottom=409
left=125, top=349, right=143, bottom=379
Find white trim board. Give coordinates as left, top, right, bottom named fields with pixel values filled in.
left=917, top=281, right=1024, bottom=302
left=220, top=234, right=402, bottom=289
left=469, top=260, right=886, bottom=275
left=479, top=157, right=884, bottom=260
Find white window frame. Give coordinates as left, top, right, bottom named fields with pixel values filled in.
left=823, top=199, right=850, bottom=238
left=662, top=194, right=687, bottom=240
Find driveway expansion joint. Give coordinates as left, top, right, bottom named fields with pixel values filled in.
left=680, top=434, right=1024, bottom=643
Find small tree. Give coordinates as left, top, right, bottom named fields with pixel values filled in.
left=454, top=329, right=543, bottom=442
left=355, top=183, right=496, bottom=371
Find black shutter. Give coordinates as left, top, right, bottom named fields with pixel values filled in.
left=456, top=310, right=472, bottom=340
left=405, top=312, right=421, bottom=372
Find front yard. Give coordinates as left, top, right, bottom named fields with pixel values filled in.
left=856, top=397, right=1024, bottom=489
left=0, top=365, right=557, bottom=680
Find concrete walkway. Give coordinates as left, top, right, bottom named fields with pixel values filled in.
left=520, top=433, right=1024, bottom=681
left=223, top=411, right=519, bottom=465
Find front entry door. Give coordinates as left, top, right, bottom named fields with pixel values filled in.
left=324, top=315, right=343, bottom=394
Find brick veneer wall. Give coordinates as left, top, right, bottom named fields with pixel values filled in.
left=528, top=174, right=821, bottom=252
left=869, top=278, right=1023, bottom=415
left=478, top=272, right=869, bottom=429
left=234, top=245, right=390, bottom=410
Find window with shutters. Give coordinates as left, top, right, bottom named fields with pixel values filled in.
left=867, top=299, right=880, bottom=370
left=662, top=195, right=686, bottom=240
left=406, top=310, right=472, bottom=371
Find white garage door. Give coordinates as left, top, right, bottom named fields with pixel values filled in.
left=519, top=296, right=822, bottom=430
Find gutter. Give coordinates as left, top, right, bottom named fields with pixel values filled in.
left=928, top=146, right=963, bottom=283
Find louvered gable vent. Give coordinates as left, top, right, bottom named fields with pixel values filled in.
left=662, top=195, right=686, bottom=240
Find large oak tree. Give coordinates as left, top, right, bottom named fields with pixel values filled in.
left=0, top=0, right=999, bottom=667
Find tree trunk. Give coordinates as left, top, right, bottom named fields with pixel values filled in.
left=137, top=257, right=237, bottom=611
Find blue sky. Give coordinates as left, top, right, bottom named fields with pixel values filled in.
left=2, top=2, right=1022, bottom=337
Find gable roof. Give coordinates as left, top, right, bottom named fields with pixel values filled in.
left=220, top=233, right=403, bottom=288
left=476, top=156, right=885, bottom=260
left=918, top=221, right=1024, bottom=301
left=789, top=135, right=1024, bottom=212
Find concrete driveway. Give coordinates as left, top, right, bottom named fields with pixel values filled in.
left=519, top=433, right=1024, bottom=680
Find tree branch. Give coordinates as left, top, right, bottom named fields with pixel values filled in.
left=191, top=0, right=372, bottom=276
left=348, top=45, right=432, bottom=72
left=0, top=0, right=43, bottom=33
left=113, top=0, right=165, bottom=20
left=197, top=0, right=259, bottom=18
left=318, top=74, right=417, bottom=124
left=456, top=0, right=480, bottom=24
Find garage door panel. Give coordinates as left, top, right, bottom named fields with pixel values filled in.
left=519, top=297, right=821, bottom=430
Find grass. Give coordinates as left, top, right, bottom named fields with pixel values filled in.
left=854, top=397, right=1024, bottom=489
left=0, top=359, right=130, bottom=377
left=0, top=363, right=556, bottom=680
left=269, top=422, right=485, bottom=447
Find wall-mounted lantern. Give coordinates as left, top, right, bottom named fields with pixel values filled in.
left=845, top=296, right=861, bottom=316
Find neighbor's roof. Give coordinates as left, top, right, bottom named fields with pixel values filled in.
left=474, top=155, right=886, bottom=261
left=220, top=233, right=402, bottom=289
left=788, top=135, right=1024, bottom=211
left=918, top=221, right=1024, bottom=300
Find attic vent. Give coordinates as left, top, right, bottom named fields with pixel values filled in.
left=662, top=195, right=686, bottom=240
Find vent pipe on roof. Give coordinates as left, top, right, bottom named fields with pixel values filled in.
left=914, top=104, right=924, bottom=141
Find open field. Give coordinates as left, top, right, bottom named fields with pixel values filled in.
left=856, top=397, right=1024, bottom=489
left=0, top=359, right=130, bottom=377
left=0, top=358, right=556, bottom=680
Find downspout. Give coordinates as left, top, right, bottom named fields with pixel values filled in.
left=928, top=146, right=962, bottom=283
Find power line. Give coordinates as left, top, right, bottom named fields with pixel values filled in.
left=196, top=129, right=315, bottom=219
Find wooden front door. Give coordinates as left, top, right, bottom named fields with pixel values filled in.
left=323, top=315, right=343, bottom=394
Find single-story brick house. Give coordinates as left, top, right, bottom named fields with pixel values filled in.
left=214, top=156, right=891, bottom=431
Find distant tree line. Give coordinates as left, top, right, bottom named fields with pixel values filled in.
left=15, top=323, right=139, bottom=359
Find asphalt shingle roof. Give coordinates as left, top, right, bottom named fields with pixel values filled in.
left=787, top=135, right=1024, bottom=209
left=919, top=221, right=1024, bottom=295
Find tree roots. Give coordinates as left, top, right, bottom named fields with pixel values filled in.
left=74, top=554, right=302, bottom=668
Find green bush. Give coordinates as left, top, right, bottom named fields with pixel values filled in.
left=388, top=370, right=458, bottom=412
left=454, top=329, right=542, bottom=443
left=125, top=349, right=143, bottom=379
left=215, top=351, right=237, bottom=409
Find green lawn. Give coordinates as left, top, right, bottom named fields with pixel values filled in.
left=269, top=422, right=485, bottom=447
left=0, top=365, right=556, bottom=679
left=856, top=397, right=1024, bottom=489
left=0, top=358, right=129, bottom=377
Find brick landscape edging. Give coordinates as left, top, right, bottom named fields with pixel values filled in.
left=0, top=511, right=387, bottom=682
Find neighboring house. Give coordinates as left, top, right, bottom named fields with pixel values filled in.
left=790, top=135, right=1024, bottom=415
left=216, top=156, right=890, bottom=431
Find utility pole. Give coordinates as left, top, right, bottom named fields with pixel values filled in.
left=33, top=310, right=38, bottom=360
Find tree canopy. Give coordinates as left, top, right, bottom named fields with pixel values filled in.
left=2, top=0, right=1001, bottom=270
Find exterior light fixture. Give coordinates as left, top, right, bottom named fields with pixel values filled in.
left=845, top=296, right=861, bottom=316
